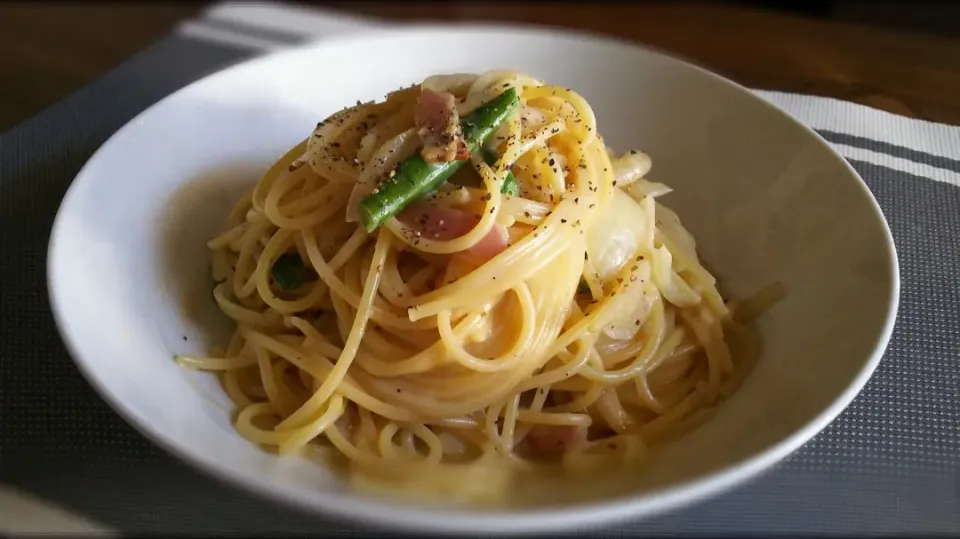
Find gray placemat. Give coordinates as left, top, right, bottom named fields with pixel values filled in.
left=1, top=4, right=958, bottom=536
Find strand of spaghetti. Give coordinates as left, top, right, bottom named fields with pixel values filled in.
left=254, top=229, right=330, bottom=314
left=286, top=317, right=344, bottom=357
left=326, top=422, right=397, bottom=470
left=576, top=299, right=667, bottom=384
left=252, top=138, right=308, bottom=212
left=407, top=202, right=581, bottom=320
left=302, top=227, right=436, bottom=331
left=354, top=312, right=484, bottom=377
left=306, top=104, right=378, bottom=181
left=503, top=120, right=567, bottom=171
left=253, top=341, right=295, bottom=417
left=655, top=229, right=728, bottom=315
left=595, top=390, right=631, bottom=433
left=523, top=86, right=597, bottom=143
left=381, top=144, right=512, bottom=256
left=327, top=226, right=369, bottom=271
left=213, top=283, right=285, bottom=330
left=501, top=393, right=523, bottom=452
left=207, top=221, right=247, bottom=251
left=234, top=402, right=287, bottom=445
left=227, top=190, right=255, bottom=228
left=276, top=231, right=392, bottom=431
left=232, top=220, right=273, bottom=299
left=435, top=284, right=537, bottom=373
left=277, top=395, right=346, bottom=456
left=514, top=338, right=593, bottom=393
left=516, top=411, right=592, bottom=427
left=241, top=328, right=421, bottom=422
left=679, top=307, right=733, bottom=387
left=175, top=353, right=256, bottom=371
left=222, top=370, right=252, bottom=407
left=265, top=176, right=352, bottom=230
left=377, top=422, right=404, bottom=459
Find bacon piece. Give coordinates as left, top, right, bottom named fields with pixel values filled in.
left=398, top=202, right=508, bottom=261
left=415, top=88, right=470, bottom=163
left=523, top=425, right=588, bottom=455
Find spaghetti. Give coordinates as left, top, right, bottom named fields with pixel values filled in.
left=177, top=70, right=761, bottom=502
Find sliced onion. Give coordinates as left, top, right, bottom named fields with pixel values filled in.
left=345, top=128, right=419, bottom=222
left=655, top=202, right=698, bottom=262
left=306, top=105, right=373, bottom=181
left=611, top=150, right=653, bottom=187
left=422, top=73, right=478, bottom=94
left=437, top=432, right=468, bottom=457
left=625, top=178, right=673, bottom=200
left=595, top=261, right=653, bottom=341
left=585, top=189, right=649, bottom=282
left=520, top=106, right=546, bottom=129
left=356, top=129, right=380, bottom=164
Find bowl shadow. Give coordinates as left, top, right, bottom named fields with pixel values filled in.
left=159, top=161, right=262, bottom=354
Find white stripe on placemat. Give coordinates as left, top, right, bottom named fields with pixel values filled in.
left=831, top=143, right=960, bottom=185
left=0, top=485, right=116, bottom=536
left=201, top=1, right=385, bottom=39
left=177, top=20, right=289, bottom=52
left=176, top=1, right=960, bottom=186
left=759, top=90, right=960, bottom=166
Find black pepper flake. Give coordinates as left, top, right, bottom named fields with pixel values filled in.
left=561, top=219, right=567, bottom=224
left=548, top=158, right=556, bottom=166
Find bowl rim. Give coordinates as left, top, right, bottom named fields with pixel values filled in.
left=46, top=22, right=901, bottom=535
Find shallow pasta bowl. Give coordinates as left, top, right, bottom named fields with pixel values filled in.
left=47, top=25, right=899, bottom=534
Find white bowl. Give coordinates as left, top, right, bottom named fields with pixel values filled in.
left=47, top=25, right=899, bottom=535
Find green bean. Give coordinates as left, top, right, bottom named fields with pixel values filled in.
left=358, top=88, right=520, bottom=232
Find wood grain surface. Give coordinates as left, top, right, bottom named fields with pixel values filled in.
left=1, top=1, right=959, bottom=133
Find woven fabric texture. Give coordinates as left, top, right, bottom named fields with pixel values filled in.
left=1, top=33, right=957, bottom=536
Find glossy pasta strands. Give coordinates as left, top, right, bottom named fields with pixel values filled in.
left=175, top=70, right=760, bottom=504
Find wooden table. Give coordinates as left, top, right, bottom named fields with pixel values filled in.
left=2, top=1, right=960, bottom=133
